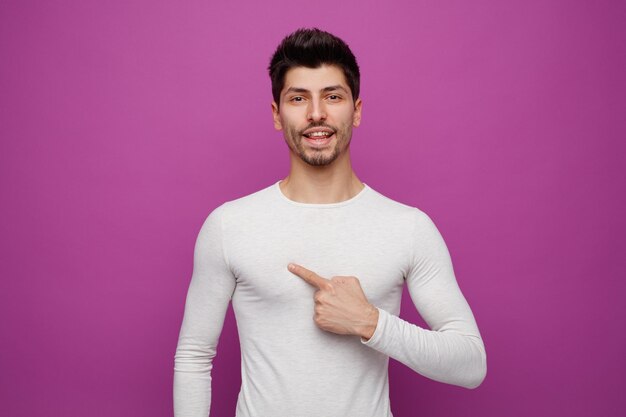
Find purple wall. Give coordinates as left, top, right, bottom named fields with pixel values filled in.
left=1, top=1, right=624, bottom=416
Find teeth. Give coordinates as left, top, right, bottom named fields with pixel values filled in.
left=307, top=131, right=331, bottom=138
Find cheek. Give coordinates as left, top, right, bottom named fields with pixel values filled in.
left=338, top=114, right=355, bottom=132
left=280, top=107, right=302, bottom=122
left=286, top=124, right=301, bottom=140
left=337, top=109, right=356, bottom=125
left=283, top=117, right=301, bottom=132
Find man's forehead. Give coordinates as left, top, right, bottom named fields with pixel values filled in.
left=282, top=65, right=349, bottom=92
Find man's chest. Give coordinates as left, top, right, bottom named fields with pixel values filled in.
left=224, top=212, right=410, bottom=307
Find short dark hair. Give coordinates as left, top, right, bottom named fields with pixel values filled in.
left=268, top=28, right=360, bottom=105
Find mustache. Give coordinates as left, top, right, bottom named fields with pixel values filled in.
left=299, top=122, right=337, bottom=135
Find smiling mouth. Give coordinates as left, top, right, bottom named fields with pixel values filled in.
left=303, top=133, right=334, bottom=147
left=303, top=130, right=334, bottom=139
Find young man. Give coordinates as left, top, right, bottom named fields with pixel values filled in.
left=174, top=28, right=486, bottom=417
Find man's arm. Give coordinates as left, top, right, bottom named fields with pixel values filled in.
left=174, top=204, right=236, bottom=416
left=289, top=209, right=486, bottom=389
left=361, top=209, right=486, bottom=389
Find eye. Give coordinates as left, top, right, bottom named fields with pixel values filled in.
left=290, top=96, right=305, bottom=102
left=327, top=94, right=341, bottom=101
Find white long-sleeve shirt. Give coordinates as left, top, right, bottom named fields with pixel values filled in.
left=174, top=181, right=486, bottom=417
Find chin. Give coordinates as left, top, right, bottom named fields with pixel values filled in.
left=302, top=150, right=341, bottom=166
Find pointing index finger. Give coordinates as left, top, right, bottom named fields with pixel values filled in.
left=288, top=263, right=330, bottom=289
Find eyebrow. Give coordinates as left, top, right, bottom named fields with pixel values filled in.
left=284, top=85, right=349, bottom=95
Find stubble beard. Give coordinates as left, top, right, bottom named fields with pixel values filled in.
left=285, top=123, right=352, bottom=167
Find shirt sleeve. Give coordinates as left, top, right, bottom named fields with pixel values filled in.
left=361, top=209, right=487, bottom=389
left=173, top=204, right=236, bottom=416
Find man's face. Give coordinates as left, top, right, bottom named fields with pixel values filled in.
left=272, top=65, right=362, bottom=167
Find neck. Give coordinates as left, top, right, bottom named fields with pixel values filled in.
left=279, top=150, right=364, bottom=204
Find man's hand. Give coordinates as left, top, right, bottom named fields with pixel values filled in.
left=288, top=263, right=379, bottom=340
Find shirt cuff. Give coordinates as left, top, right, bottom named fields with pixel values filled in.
left=360, top=307, right=387, bottom=346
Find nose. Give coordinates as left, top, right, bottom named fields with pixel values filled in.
left=307, top=99, right=327, bottom=122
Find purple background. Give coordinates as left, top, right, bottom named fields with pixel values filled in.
left=1, top=1, right=624, bottom=416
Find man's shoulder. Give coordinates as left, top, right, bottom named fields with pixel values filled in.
left=365, top=185, right=426, bottom=218
left=227, top=182, right=276, bottom=207
left=365, top=188, right=443, bottom=242
left=208, top=182, right=277, bottom=218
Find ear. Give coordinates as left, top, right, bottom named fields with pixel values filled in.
left=352, top=97, right=362, bottom=127
left=271, top=101, right=283, bottom=131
